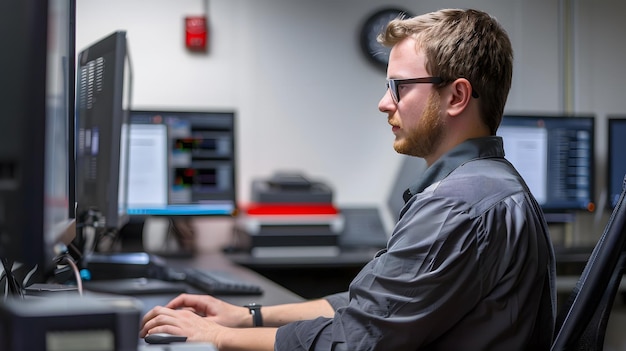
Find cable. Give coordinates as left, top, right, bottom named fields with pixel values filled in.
left=67, top=241, right=84, bottom=263
left=57, top=254, right=83, bottom=296
left=1, top=258, right=24, bottom=299
left=22, top=264, right=39, bottom=287
left=1, top=268, right=6, bottom=299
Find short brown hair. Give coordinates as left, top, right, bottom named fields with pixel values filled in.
left=379, top=8, right=513, bottom=134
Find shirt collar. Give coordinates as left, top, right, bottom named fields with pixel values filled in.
left=403, top=136, right=505, bottom=203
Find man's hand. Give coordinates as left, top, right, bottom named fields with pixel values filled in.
left=140, top=305, right=226, bottom=343
left=163, top=293, right=252, bottom=327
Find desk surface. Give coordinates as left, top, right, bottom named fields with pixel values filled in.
left=84, top=251, right=304, bottom=319
left=166, top=253, right=303, bottom=305
left=226, top=246, right=381, bottom=269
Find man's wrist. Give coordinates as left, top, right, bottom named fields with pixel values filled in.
left=244, top=303, right=263, bottom=327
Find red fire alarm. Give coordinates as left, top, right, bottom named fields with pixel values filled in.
left=185, top=16, right=208, bottom=52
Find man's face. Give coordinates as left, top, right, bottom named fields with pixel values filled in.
left=378, top=38, right=444, bottom=159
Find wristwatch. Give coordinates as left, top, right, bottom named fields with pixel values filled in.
left=244, top=303, right=263, bottom=327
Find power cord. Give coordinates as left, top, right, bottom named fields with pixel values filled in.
left=56, top=253, right=83, bottom=296
left=1, top=258, right=24, bottom=299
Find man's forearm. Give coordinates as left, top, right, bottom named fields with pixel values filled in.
left=260, top=298, right=335, bottom=327
left=216, top=326, right=277, bottom=351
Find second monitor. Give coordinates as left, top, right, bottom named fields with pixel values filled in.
left=126, top=110, right=237, bottom=217
left=498, top=114, right=595, bottom=213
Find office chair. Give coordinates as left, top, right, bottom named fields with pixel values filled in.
left=551, top=175, right=626, bottom=351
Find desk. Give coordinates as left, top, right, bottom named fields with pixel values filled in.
left=11, top=253, right=303, bottom=350
left=118, top=208, right=387, bottom=300
left=226, top=247, right=380, bottom=299
left=79, top=251, right=306, bottom=349
left=115, top=252, right=304, bottom=318
left=218, top=207, right=388, bottom=298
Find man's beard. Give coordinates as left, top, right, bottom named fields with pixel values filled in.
left=394, top=92, right=444, bottom=158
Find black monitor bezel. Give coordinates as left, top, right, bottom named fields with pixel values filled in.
left=607, top=116, right=626, bottom=209
left=0, top=0, right=76, bottom=270
left=74, top=31, right=131, bottom=231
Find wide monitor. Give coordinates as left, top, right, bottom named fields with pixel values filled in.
left=608, top=117, right=626, bottom=209
left=74, top=31, right=132, bottom=236
left=498, top=114, right=595, bottom=213
left=126, top=110, right=237, bottom=216
left=0, top=0, right=76, bottom=270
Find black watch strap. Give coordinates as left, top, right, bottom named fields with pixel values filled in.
left=245, top=303, right=263, bottom=327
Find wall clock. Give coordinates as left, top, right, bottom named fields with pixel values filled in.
left=359, top=8, right=412, bottom=71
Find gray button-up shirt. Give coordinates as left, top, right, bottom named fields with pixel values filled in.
left=276, top=136, right=556, bottom=351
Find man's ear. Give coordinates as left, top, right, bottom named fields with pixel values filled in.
left=446, top=78, right=473, bottom=117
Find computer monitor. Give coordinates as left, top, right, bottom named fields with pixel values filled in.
left=498, top=114, right=595, bottom=213
left=74, top=31, right=132, bottom=237
left=608, top=117, right=626, bottom=209
left=0, top=0, right=76, bottom=272
left=126, top=110, right=237, bottom=216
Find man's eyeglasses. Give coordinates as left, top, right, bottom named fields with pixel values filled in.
left=385, top=76, right=479, bottom=103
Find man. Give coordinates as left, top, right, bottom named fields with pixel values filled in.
left=140, top=8, right=556, bottom=350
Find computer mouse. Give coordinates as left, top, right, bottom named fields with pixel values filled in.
left=144, top=332, right=188, bottom=344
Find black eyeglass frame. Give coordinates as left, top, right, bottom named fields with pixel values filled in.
left=386, top=76, right=479, bottom=103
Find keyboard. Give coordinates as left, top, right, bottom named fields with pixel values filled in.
left=166, top=268, right=263, bottom=296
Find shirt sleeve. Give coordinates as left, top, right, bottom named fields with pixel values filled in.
left=325, top=291, right=349, bottom=310
left=276, top=317, right=334, bottom=351
left=276, top=195, right=503, bottom=350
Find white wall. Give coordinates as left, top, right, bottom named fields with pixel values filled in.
left=574, top=0, right=626, bottom=210
left=78, top=0, right=618, bottom=234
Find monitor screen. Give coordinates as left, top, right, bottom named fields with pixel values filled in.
left=498, top=114, right=595, bottom=212
left=0, top=0, right=75, bottom=268
left=126, top=110, right=237, bottom=216
left=75, top=31, right=132, bottom=232
left=608, top=117, right=626, bottom=209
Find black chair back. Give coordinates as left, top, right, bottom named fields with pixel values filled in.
left=551, top=175, right=626, bottom=350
